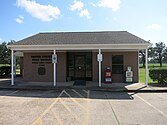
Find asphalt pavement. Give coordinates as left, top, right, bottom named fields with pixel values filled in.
left=0, top=89, right=167, bottom=125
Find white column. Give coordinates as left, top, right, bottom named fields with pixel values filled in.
left=145, top=49, right=148, bottom=86
left=98, top=49, right=102, bottom=87
left=53, top=50, right=56, bottom=87
left=11, top=50, right=14, bottom=85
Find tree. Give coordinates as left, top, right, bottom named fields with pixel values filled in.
left=139, top=50, right=146, bottom=67
left=154, top=42, right=166, bottom=67
left=163, top=47, right=167, bottom=63
left=0, top=40, right=15, bottom=64
left=139, top=46, right=154, bottom=67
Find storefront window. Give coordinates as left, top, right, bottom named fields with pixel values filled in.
left=112, top=55, right=123, bottom=74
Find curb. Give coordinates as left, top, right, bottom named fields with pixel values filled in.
left=91, top=89, right=167, bottom=93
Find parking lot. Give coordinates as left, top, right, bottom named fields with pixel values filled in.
left=0, top=89, right=167, bottom=125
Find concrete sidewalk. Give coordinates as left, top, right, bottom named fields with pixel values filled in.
left=0, top=78, right=167, bottom=92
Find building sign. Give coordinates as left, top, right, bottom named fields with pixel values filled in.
left=31, top=55, right=52, bottom=65
left=52, top=54, right=57, bottom=63
left=97, top=54, right=102, bottom=61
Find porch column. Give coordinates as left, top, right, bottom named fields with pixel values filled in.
left=98, top=49, right=102, bottom=87
left=11, top=50, right=14, bottom=85
left=53, top=49, right=57, bottom=87
left=145, top=48, right=148, bottom=86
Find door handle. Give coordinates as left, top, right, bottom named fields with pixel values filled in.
left=78, top=66, right=82, bottom=70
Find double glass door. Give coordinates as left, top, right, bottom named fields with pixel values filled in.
left=67, top=52, right=92, bottom=81
left=74, top=55, right=86, bottom=80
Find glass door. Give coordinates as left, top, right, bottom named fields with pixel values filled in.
left=67, top=52, right=92, bottom=81
left=74, top=55, right=86, bottom=80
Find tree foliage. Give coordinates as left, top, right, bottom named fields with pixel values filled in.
left=0, top=40, right=15, bottom=64
left=139, top=42, right=167, bottom=67
left=139, top=46, right=154, bottom=67
left=149, top=68, right=167, bottom=84
left=153, top=42, right=166, bottom=67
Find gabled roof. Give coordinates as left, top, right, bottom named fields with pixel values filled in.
left=13, top=31, right=149, bottom=45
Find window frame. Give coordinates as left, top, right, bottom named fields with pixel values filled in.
left=112, top=55, right=124, bottom=74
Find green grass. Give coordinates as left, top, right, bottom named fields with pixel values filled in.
left=139, top=63, right=167, bottom=84
left=16, top=69, right=20, bottom=75
left=140, top=63, right=167, bottom=68
left=139, top=67, right=154, bottom=84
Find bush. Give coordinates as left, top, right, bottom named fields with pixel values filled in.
left=149, top=68, right=167, bottom=84
left=0, top=66, right=11, bottom=77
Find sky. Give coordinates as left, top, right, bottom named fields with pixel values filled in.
left=0, top=0, right=167, bottom=45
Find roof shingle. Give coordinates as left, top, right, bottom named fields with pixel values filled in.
left=13, top=31, right=149, bottom=45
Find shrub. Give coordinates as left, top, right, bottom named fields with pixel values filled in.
left=0, top=66, right=11, bottom=77
left=149, top=68, right=167, bottom=84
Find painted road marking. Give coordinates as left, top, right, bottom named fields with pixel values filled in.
left=64, top=89, right=90, bottom=125
left=51, top=109, right=64, bottom=125
left=105, top=93, right=120, bottom=125
left=31, top=90, right=65, bottom=125
left=72, top=89, right=84, bottom=98
left=83, top=89, right=89, bottom=94
left=0, top=90, right=19, bottom=99
left=63, top=90, right=87, bottom=111
left=85, top=90, right=90, bottom=125
left=60, top=99, right=84, bottom=125
left=135, top=94, right=167, bottom=118
left=31, top=89, right=90, bottom=125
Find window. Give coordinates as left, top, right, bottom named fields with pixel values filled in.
left=112, top=55, right=123, bottom=74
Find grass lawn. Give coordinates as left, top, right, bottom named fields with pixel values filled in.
left=139, top=67, right=154, bottom=84
left=139, top=63, right=167, bottom=84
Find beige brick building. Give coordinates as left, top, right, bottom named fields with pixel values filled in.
left=8, top=31, right=150, bottom=86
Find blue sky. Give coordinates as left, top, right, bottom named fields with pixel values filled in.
left=0, top=0, right=167, bottom=45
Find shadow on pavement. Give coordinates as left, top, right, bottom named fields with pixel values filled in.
left=0, top=89, right=134, bottom=100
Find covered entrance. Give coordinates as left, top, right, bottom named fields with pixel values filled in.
left=7, top=31, right=151, bottom=87
left=67, top=52, right=92, bottom=81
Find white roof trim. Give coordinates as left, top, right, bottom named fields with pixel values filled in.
left=8, top=43, right=151, bottom=51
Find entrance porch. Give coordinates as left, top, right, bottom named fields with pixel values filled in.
left=10, top=49, right=144, bottom=87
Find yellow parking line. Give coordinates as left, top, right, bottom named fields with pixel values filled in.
left=72, top=89, right=84, bottom=98
left=51, top=109, right=64, bottom=125
left=63, top=90, right=87, bottom=111
left=31, top=89, right=90, bottom=125
left=31, top=118, right=43, bottom=125
left=31, top=90, right=65, bottom=125
left=60, top=99, right=84, bottom=125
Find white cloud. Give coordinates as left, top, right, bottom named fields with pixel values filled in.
left=69, top=0, right=90, bottom=19
left=16, top=0, right=61, bottom=22
left=90, top=2, right=97, bottom=7
left=79, top=9, right=90, bottom=19
left=15, top=15, right=24, bottom=24
left=0, top=38, right=2, bottom=41
left=19, top=15, right=24, bottom=19
left=70, top=0, right=84, bottom=11
left=16, top=18, right=23, bottom=24
left=146, top=24, right=162, bottom=29
left=97, top=0, right=121, bottom=11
